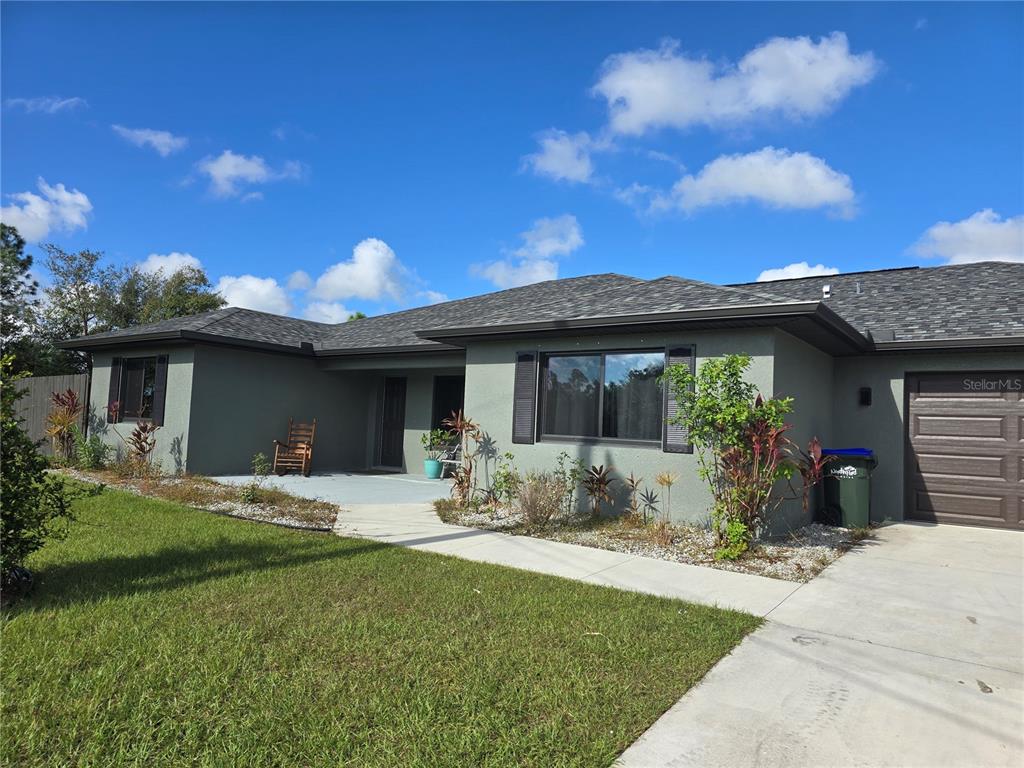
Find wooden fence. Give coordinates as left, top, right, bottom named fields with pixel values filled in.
left=14, top=373, right=91, bottom=456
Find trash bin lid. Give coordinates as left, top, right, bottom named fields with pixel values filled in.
left=822, top=447, right=874, bottom=457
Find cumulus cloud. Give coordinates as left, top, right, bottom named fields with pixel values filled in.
left=214, top=275, right=291, bottom=314
left=4, top=96, right=88, bottom=114
left=196, top=150, right=304, bottom=198
left=654, top=147, right=855, bottom=216
left=473, top=214, right=584, bottom=289
left=112, top=125, right=188, bottom=157
left=138, top=252, right=202, bottom=275
left=310, top=238, right=408, bottom=301
left=523, top=130, right=596, bottom=183
left=303, top=301, right=354, bottom=324
left=0, top=177, right=92, bottom=242
left=756, top=261, right=840, bottom=282
left=593, top=33, right=878, bottom=135
left=417, top=289, right=449, bottom=305
left=286, top=270, right=314, bottom=291
left=910, top=210, right=1023, bottom=264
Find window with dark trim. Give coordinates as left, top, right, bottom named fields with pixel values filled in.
left=119, top=356, right=158, bottom=420
left=540, top=351, right=665, bottom=443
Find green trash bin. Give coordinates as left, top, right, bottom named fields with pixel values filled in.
left=821, top=448, right=876, bottom=528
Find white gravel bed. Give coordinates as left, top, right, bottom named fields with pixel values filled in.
left=445, top=503, right=861, bottom=582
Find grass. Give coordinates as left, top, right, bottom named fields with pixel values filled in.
left=2, top=488, right=759, bottom=768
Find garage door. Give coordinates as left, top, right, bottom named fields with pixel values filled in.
left=906, top=372, right=1023, bottom=529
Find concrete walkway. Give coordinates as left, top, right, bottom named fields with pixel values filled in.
left=215, top=471, right=453, bottom=505
left=618, top=523, right=1024, bottom=767
left=334, top=502, right=799, bottom=616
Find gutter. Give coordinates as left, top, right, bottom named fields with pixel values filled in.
left=871, top=335, right=1024, bottom=352
left=57, top=329, right=317, bottom=357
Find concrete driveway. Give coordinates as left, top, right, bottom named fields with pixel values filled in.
left=618, top=523, right=1024, bottom=767
left=215, top=471, right=453, bottom=505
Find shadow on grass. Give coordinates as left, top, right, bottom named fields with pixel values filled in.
left=15, top=536, right=389, bottom=611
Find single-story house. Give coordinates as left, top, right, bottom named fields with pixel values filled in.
left=60, top=261, right=1023, bottom=532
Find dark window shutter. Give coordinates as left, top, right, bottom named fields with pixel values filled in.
left=663, top=346, right=694, bottom=454
left=151, top=355, right=169, bottom=426
left=512, top=352, right=538, bottom=445
left=107, top=357, right=123, bottom=423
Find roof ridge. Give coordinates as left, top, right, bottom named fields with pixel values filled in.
left=652, top=274, right=794, bottom=304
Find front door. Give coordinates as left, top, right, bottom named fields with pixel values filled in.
left=379, top=377, right=407, bottom=468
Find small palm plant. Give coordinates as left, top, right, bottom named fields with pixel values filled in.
left=639, top=487, right=659, bottom=525
left=441, top=410, right=480, bottom=505
left=582, top=465, right=614, bottom=519
left=623, top=473, right=642, bottom=525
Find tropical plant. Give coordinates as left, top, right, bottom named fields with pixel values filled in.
left=582, top=465, right=614, bottom=519
left=655, top=471, right=677, bottom=521
left=651, top=519, right=674, bottom=547
left=639, top=487, right=660, bottom=525
left=553, top=451, right=585, bottom=517
left=793, top=437, right=834, bottom=513
left=663, top=353, right=828, bottom=559
left=45, top=388, right=83, bottom=463
left=441, top=410, right=480, bottom=505
left=111, top=419, right=161, bottom=477
left=239, top=452, right=272, bottom=504
left=420, top=428, right=450, bottom=461
left=1, top=355, right=74, bottom=595
left=71, top=424, right=110, bottom=470
left=490, top=452, right=521, bottom=505
left=623, top=473, right=643, bottom=524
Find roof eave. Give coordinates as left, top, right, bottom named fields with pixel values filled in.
left=58, top=330, right=316, bottom=357
left=872, top=335, right=1024, bottom=353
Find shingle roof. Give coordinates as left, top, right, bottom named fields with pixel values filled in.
left=731, top=262, right=1024, bottom=342
left=61, top=262, right=1023, bottom=354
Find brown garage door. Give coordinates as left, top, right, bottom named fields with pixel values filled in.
left=906, top=372, right=1023, bottom=529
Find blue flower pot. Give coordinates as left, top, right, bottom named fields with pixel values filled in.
left=424, top=459, right=443, bottom=479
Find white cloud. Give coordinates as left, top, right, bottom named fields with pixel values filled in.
left=214, top=275, right=291, bottom=314
left=523, top=130, right=595, bottom=183
left=513, top=214, right=585, bottom=259
left=286, top=270, right=313, bottom=291
left=472, top=259, right=559, bottom=289
left=303, top=301, right=353, bottom=324
left=196, top=150, right=304, bottom=198
left=910, top=210, right=1024, bottom=264
left=311, top=238, right=408, bottom=301
left=138, top=252, right=202, bottom=275
left=756, top=261, right=840, bottom=282
left=0, top=177, right=92, bottom=242
left=417, top=290, right=449, bottom=305
left=593, top=33, right=878, bottom=135
left=473, top=214, right=584, bottom=289
left=112, top=125, right=188, bottom=157
left=655, top=147, right=855, bottom=216
left=5, top=96, right=88, bottom=114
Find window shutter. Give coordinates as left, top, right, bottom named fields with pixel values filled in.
left=107, top=357, right=123, bottom=423
left=512, top=352, right=538, bottom=445
left=151, top=355, right=169, bottom=426
left=663, top=346, right=694, bottom=454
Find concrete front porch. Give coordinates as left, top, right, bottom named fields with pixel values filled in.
left=216, top=471, right=453, bottom=505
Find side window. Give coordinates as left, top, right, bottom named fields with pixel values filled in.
left=108, top=355, right=168, bottom=425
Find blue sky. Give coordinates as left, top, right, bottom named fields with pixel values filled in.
left=2, top=1, right=1022, bottom=322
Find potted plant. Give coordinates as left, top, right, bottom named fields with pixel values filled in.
left=421, top=428, right=449, bottom=479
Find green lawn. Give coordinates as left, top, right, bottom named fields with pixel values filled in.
left=2, top=488, right=759, bottom=767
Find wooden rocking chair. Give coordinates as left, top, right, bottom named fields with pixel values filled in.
left=273, top=418, right=317, bottom=476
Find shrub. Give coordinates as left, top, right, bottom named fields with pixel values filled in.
left=441, top=411, right=480, bottom=505
left=517, top=471, right=565, bottom=530
left=664, top=354, right=828, bottom=559
left=432, top=497, right=462, bottom=524
left=1, top=355, right=74, bottom=593
left=490, top=452, right=521, bottom=505
left=582, top=465, right=614, bottom=519
left=71, top=424, right=110, bottom=470
left=239, top=452, right=272, bottom=504
left=44, top=388, right=83, bottom=465
left=553, top=451, right=585, bottom=517
left=651, top=519, right=674, bottom=547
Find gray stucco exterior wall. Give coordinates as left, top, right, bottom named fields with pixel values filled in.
left=186, top=344, right=377, bottom=476
left=462, top=328, right=776, bottom=524
left=87, top=347, right=195, bottom=473
left=831, top=350, right=1024, bottom=524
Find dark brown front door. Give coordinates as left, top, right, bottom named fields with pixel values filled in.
left=379, top=377, right=407, bottom=468
left=906, top=372, right=1023, bottom=529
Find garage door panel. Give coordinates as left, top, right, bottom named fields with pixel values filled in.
left=914, top=414, right=1007, bottom=439
left=906, top=372, right=1023, bottom=530
left=915, top=452, right=1007, bottom=479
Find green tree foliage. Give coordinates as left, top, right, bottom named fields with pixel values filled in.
left=0, top=355, right=74, bottom=583
left=347, top=311, right=367, bottom=321
left=0, top=227, right=225, bottom=375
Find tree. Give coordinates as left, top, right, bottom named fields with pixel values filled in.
left=347, top=311, right=367, bottom=321
left=141, top=265, right=224, bottom=323
left=0, top=355, right=74, bottom=594
left=1, top=224, right=39, bottom=354
left=41, top=244, right=103, bottom=339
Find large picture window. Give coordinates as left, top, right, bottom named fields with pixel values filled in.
left=540, top=351, right=665, bottom=442
left=120, top=357, right=158, bottom=419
